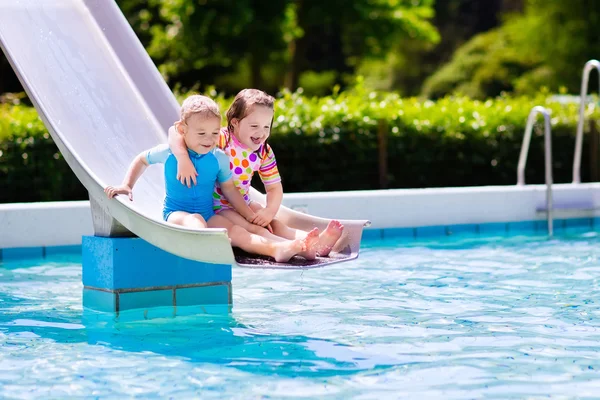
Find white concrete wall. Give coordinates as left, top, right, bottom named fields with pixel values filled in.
left=0, top=201, right=93, bottom=248
left=282, top=183, right=600, bottom=228
left=2, top=183, right=600, bottom=248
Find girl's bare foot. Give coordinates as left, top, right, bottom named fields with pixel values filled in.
left=298, top=228, right=320, bottom=260
left=272, top=238, right=305, bottom=263
left=316, top=220, right=344, bottom=257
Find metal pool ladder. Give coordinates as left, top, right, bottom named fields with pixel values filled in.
left=572, top=59, right=600, bottom=184
left=517, top=106, right=554, bottom=236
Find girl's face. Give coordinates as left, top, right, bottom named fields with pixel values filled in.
left=231, top=105, right=273, bottom=151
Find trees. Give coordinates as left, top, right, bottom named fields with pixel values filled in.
left=118, top=0, right=292, bottom=92
left=422, top=0, right=600, bottom=99
left=358, top=0, right=517, bottom=96
left=524, top=0, right=600, bottom=92
left=116, top=0, right=437, bottom=94
left=421, top=15, right=543, bottom=99
left=284, top=0, right=439, bottom=91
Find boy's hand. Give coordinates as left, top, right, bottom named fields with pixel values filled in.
left=250, top=208, right=276, bottom=228
left=104, top=185, right=133, bottom=201
left=177, top=158, right=198, bottom=188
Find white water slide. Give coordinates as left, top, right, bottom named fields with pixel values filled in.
left=0, top=0, right=368, bottom=269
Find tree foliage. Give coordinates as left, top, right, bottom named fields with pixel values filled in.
left=116, top=0, right=438, bottom=94
left=359, top=0, right=517, bottom=96
left=422, top=0, right=600, bottom=99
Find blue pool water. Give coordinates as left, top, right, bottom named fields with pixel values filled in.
left=2, top=232, right=600, bottom=398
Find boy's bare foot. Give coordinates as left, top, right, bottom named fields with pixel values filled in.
left=272, top=238, right=305, bottom=263
left=316, top=220, right=344, bottom=257
left=298, top=228, right=320, bottom=260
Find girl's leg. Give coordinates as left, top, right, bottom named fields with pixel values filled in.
left=219, top=209, right=285, bottom=242
left=249, top=203, right=344, bottom=257
left=219, top=208, right=320, bottom=260
left=167, top=211, right=208, bottom=228
left=208, top=215, right=306, bottom=263
left=249, top=202, right=306, bottom=241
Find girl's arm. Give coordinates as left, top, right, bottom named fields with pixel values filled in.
left=219, top=180, right=256, bottom=221
left=168, top=125, right=197, bottom=187
left=254, top=144, right=282, bottom=226
left=104, top=152, right=149, bottom=201
left=250, top=182, right=283, bottom=227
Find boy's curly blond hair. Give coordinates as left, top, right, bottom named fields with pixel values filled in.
left=180, top=95, right=221, bottom=123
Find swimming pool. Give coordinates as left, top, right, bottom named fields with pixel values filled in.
left=1, top=230, right=600, bottom=398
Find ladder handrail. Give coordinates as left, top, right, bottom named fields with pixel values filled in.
left=572, top=59, right=600, bottom=184
left=517, top=106, right=554, bottom=236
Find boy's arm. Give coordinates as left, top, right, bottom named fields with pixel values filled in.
left=250, top=182, right=282, bottom=227
left=219, top=180, right=256, bottom=221
left=167, top=124, right=197, bottom=187
left=104, top=152, right=149, bottom=201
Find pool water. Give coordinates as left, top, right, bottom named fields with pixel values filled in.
left=2, top=232, right=600, bottom=398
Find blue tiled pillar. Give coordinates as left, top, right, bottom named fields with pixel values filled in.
left=82, top=236, right=232, bottom=315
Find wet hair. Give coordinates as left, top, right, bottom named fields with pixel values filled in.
left=225, top=89, right=275, bottom=156
left=179, top=95, right=221, bottom=123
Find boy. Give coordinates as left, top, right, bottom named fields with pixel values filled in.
left=105, top=95, right=315, bottom=262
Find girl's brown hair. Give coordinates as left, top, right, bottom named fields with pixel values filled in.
left=226, top=89, right=275, bottom=155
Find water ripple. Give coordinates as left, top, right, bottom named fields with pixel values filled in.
left=1, top=233, right=600, bottom=397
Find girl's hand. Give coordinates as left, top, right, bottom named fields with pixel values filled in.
left=104, top=184, right=133, bottom=201
left=245, top=212, right=273, bottom=233
left=250, top=208, right=276, bottom=228
left=177, top=158, right=198, bottom=188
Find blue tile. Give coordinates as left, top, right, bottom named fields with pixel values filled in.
left=2, top=246, right=44, bottom=261
left=478, top=222, right=509, bottom=235
left=362, top=229, right=383, bottom=240
left=565, top=218, right=592, bottom=230
left=116, top=306, right=176, bottom=321
left=176, top=284, right=230, bottom=307
left=82, top=236, right=232, bottom=290
left=45, top=245, right=82, bottom=256
left=445, top=224, right=477, bottom=237
left=82, top=236, right=115, bottom=289
left=175, top=304, right=231, bottom=317
left=83, top=288, right=117, bottom=313
left=535, top=220, right=549, bottom=232
left=118, top=289, right=174, bottom=311
left=382, top=227, right=415, bottom=240
left=553, top=219, right=568, bottom=232
left=415, top=225, right=446, bottom=238
left=507, top=221, right=536, bottom=234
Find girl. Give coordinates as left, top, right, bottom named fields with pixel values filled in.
left=105, top=94, right=317, bottom=263
left=168, top=89, right=343, bottom=259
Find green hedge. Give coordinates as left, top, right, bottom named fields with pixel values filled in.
left=0, top=104, right=86, bottom=203
left=1, top=85, right=599, bottom=203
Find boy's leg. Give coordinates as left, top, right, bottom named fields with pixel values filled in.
left=167, top=211, right=208, bottom=228
left=208, top=215, right=306, bottom=263
left=249, top=203, right=344, bottom=257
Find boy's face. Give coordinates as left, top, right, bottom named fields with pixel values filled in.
left=232, top=105, right=273, bottom=151
left=181, top=114, right=220, bottom=154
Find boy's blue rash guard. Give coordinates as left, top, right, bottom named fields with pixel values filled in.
left=145, top=144, right=232, bottom=221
